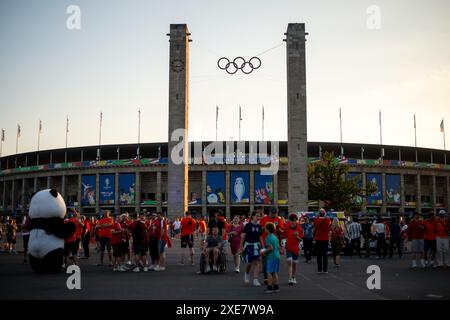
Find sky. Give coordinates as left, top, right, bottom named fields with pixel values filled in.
left=0, top=0, right=449, bottom=157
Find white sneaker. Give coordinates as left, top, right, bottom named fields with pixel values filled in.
left=206, top=265, right=211, bottom=273
left=127, top=261, right=132, bottom=265
left=118, top=265, right=127, bottom=272
left=234, top=267, right=240, bottom=273
left=113, top=267, right=117, bottom=272
left=143, top=266, right=149, bottom=272
left=244, top=273, right=250, bottom=284
left=213, top=265, right=218, bottom=272
left=253, top=279, right=261, bottom=287
left=159, top=266, right=166, bottom=271
left=288, top=278, right=293, bottom=285
left=133, top=267, right=140, bottom=272
left=293, top=278, right=297, bottom=284
left=420, top=259, right=426, bottom=268
left=154, top=265, right=161, bottom=271
left=412, top=261, right=417, bottom=268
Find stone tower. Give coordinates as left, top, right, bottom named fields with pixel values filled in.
left=167, top=24, right=191, bottom=217
left=285, top=23, right=308, bottom=213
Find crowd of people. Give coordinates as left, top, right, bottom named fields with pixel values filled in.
left=1, top=207, right=449, bottom=293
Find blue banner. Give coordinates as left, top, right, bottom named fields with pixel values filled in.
left=231, top=171, right=250, bottom=204
left=81, top=175, right=96, bottom=206
left=386, top=174, right=401, bottom=205
left=347, top=172, right=363, bottom=205
left=119, top=173, right=136, bottom=205
left=99, top=174, right=115, bottom=205
left=207, top=171, right=225, bottom=204
left=367, top=173, right=382, bottom=205
left=254, top=172, right=274, bottom=205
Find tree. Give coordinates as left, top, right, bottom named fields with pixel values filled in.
left=308, top=152, right=376, bottom=212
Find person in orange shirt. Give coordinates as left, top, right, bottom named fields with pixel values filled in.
left=436, top=210, right=449, bottom=267
left=283, top=214, right=304, bottom=285
left=97, top=210, right=114, bottom=267
left=179, top=211, right=197, bottom=266
left=198, top=216, right=207, bottom=243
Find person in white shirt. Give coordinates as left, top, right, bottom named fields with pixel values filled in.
left=372, top=217, right=387, bottom=258
left=348, top=217, right=362, bottom=257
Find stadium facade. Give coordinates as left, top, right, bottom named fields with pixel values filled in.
left=0, top=141, right=449, bottom=218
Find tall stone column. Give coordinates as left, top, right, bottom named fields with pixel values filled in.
left=167, top=24, right=191, bottom=218
left=47, top=176, right=51, bottom=189
left=285, top=23, right=308, bottom=213
left=33, top=177, right=37, bottom=193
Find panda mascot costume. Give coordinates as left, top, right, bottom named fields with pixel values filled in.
left=28, top=189, right=76, bottom=273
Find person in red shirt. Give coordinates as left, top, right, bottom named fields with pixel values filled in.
left=283, top=214, right=304, bottom=285
left=407, top=212, right=425, bottom=268
left=313, top=208, right=331, bottom=274
left=436, top=210, right=449, bottom=267
left=148, top=212, right=163, bottom=270
left=64, top=213, right=78, bottom=268
left=259, top=207, right=285, bottom=284
left=198, top=216, right=207, bottom=243
left=119, top=213, right=132, bottom=265
left=156, top=212, right=170, bottom=272
left=69, top=210, right=83, bottom=257
left=179, top=211, right=197, bottom=266
left=111, top=216, right=124, bottom=271
left=423, top=212, right=437, bottom=267
left=97, top=210, right=114, bottom=267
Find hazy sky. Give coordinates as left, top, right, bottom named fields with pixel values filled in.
left=0, top=0, right=449, bottom=157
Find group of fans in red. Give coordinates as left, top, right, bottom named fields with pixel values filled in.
left=54, top=206, right=449, bottom=294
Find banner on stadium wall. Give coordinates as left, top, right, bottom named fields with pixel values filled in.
left=366, top=173, right=382, bottom=205
left=230, top=171, right=250, bottom=204
left=119, top=173, right=136, bottom=205
left=347, top=172, right=363, bottom=205
left=206, top=171, right=226, bottom=204
left=386, top=174, right=401, bottom=205
left=81, top=175, right=96, bottom=206
left=99, top=174, right=115, bottom=205
left=254, top=172, right=274, bottom=204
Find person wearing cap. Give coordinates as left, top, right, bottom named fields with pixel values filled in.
left=436, top=210, right=449, bottom=267
left=283, top=213, right=304, bottom=285
left=407, top=212, right=426, bottom=268
left=313, top=208, right=331, bottom=274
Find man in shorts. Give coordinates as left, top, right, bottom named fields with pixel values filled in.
left=240, top=211, right=263, bottom=286
left=179, top=211, right=196, bottom=265
left=283, top=213, right=304, bottom=285
left=407, top=212, right=425, bottom=268
left=129, top=213, right=149, bottom=272
left=97, top=210, right=114, bottom=267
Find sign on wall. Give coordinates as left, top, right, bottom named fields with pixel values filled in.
left=206, top=171, right=225, bottom=205
left=254, top=172, right=273, bottom=205
left=81, top=175, right=96, bottom=206
left=99, top=174, right=115, bottom=205
left=231, top=171, right=249, bottom=204
left=119, top=173, right=136, bottom=205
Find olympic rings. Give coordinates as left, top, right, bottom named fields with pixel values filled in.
left=217, top=56, right=262, bottom=74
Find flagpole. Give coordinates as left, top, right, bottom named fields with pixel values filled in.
left=137, top=108, right=141, bottom=159
left=379, top=110, right=384, bottom=159
left=216, top=105, right=218, bottom=141
left=442, top=118, right=446, bottom=165
left=16, top=124, right=20, bottom=155
left=0, top=129, right=4, bottom=158
left=239, top=105, right=241, bottom=141
left=339, top=107, right=343, bottom=156
left=37, top=120, right=41, bottom=165
left=65, top=116, right=69, bottom=163
left=262, top=105, right=265, bottom=141
left=414, top=113, right=418, bottom=162
left=98, top=111, right=102, bottom=161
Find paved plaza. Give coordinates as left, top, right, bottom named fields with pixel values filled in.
left=0, top=236, right=449, bottom=300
